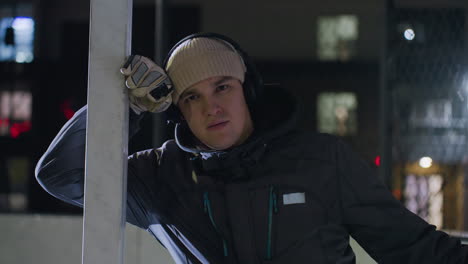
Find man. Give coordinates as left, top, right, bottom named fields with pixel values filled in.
left=35, top=33, right=468, bottom=263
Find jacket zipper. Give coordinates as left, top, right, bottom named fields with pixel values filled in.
left=266, top=185, right=278, bottom=260
left=203, top=191, right=229, bottom=257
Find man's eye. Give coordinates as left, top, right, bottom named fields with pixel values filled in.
left=217, top=85, right=230, bottom=91
left=184, top=94, right=198, bottom=103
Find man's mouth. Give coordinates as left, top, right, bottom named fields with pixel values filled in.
left=207, top=121, right=229, bottom=130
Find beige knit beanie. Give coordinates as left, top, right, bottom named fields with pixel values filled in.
left=165, top=37, right=247, bottom=104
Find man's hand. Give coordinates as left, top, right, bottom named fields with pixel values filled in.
left=120, top=55, right=173, bottom=114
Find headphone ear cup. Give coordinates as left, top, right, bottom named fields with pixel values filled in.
left=165, top=104, right=183, bottom=124
left=243, top=73, right=256, bottom=107
left=237, top=48, right=263, bottom=107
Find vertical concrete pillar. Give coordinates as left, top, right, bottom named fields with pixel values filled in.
left=82, top=0, right=132, bottom=263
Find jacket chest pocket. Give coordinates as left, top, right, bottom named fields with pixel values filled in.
left=250, top=185, right=328, bottom=262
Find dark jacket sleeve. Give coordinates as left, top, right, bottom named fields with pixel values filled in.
left=34, top=105, right=149, bottom=228
left=335, top=139, right=468, bottom=263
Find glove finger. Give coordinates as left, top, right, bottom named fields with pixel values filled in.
left=132, top=94, right=154, bottom=112
left=121, top=55, right=153, bottom=84
left=129, top=87, right=172, bottom=113
left=134, top=60, right=168, bottom=87
left=146, top=93, right=171, bottom=104
left=130, top=61, right=149, bottom=86
left=148, top=80, right=173, bottom=101
left=122, top=56, right=165, bottom=88
left=139, top=70, right=165, bottom=88
left=124, top=61, right=147, bottom=88
left=121, top=55, right=135, bottom=72
left=130, top=77, right=172, bottom=102
left=129, top=86, right=151, bottom=98
left=146, top=95, right=172, bottom=113
left=120, top=55, right=139, bottom=76
left=125, top=78, right=138, bottom=89
left=128, top=72, right=169, bottom=97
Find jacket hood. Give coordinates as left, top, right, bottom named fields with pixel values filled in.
left=174, top=85, right=299, bottom=180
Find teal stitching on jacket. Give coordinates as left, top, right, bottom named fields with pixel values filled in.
left=266, top=185, right=275, bottom=260
left=273, top=188, right=278, bottom=213
left=203, top=192, right=229, bottom=257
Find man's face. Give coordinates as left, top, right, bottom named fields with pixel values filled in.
left=177, top=76, right=254, bottom=150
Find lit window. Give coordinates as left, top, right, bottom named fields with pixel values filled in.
left=317, top=92, right=357, bottom=136
left=0, top=90, right=32, bottom=138
left=409, top=99, right=452, bottom=128
left=0, top=17, right=35, bottom=63
left=404, top=174, right=443, bottom=229
left=317, top=15, right=358, bottom=61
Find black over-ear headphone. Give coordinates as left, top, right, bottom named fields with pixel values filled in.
left=163, top=32, right=264, bottom=123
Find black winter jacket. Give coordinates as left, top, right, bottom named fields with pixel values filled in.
left=35, top=86, right=468, bottom=264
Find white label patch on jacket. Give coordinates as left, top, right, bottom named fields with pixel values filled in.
left=283, top=192, right=306, bottom=205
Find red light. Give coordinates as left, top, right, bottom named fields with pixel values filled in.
left=10, top=124, right=20, bottom=138
left=392, top=189, right=402, bottom=200
left=10, top=120, right=32, bottom=138
left=64, top=109, right=74, bottom=119
left=374, top=156, right=381, bottom=167
left=60, top=100, right=75, bottom=120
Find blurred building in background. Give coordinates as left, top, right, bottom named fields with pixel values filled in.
left=0, top=0, right=467, bottom=236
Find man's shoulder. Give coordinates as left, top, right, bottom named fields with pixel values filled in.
left=293, top=129, right=339, bottom=143
left=280, top=129, right=340, bottom=149
left=270, top=129, right=340, bottom=161
left=128, top=139, right=183, bottom=164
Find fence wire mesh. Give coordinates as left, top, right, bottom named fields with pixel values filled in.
left=387, top=6, right=468, bottom=230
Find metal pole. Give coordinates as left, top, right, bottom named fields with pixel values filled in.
left=153, top=0, right=167, bottom=147
left=379, top=0, right=392, bottom=188
left=82, top=0, right=132, bottom=262
left=155, top=0, right=166, bottom=65
left=462, top=6, right=468, bottom=231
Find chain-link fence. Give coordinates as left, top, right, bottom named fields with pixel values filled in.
left=387, top=6, right=468, bottom=231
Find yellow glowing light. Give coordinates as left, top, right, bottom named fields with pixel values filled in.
left=419, top=157, right=433, bottom=168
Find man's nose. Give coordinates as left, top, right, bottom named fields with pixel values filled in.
left=204, top=96, right=222, bottom=116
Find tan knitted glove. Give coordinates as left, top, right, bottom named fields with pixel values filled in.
left=120, top=55, right=173, bottom=114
